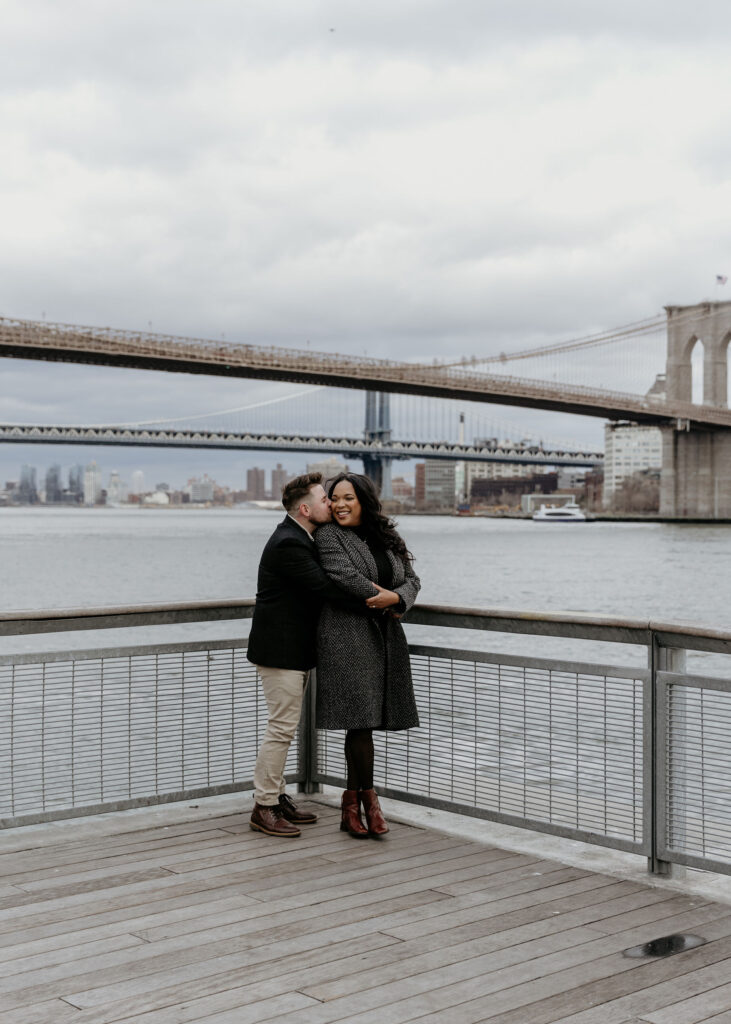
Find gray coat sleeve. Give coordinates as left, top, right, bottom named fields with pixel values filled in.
left=394, top=559, right=421, bottom=612
left=315, top=526, right=379, bottom=599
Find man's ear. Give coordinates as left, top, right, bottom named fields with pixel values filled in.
left=299, top=502, right=310, bottom=518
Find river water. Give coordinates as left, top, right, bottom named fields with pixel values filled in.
left=2, top=507, right=728, bottom=830
left=1, top=506, right=729, bottom=670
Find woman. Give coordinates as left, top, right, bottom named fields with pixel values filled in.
left=315, top=472, right=420, bottom=838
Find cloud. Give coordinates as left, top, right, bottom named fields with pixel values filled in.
left=1, top=0, right=729, bottom=457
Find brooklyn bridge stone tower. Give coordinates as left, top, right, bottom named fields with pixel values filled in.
left=661, top=300, right=731, bottom=517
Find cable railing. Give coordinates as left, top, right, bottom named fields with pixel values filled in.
left=1, top=600, right=731, bottom=878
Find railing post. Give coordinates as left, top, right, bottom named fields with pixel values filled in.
left=647, top=634, right=686, bottom=876
left=297, top=668, right=321, bottom=795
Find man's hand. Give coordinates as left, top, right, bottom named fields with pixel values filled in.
left=365, top=583, right=400, bottom=610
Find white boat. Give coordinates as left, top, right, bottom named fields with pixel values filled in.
left=532, top=501, right=589, bottom=522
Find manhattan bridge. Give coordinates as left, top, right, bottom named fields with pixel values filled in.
left=1, top=300, right=731, bottom=515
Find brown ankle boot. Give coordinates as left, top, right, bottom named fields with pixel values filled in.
left=360, top=788, right=389, bottom=836
left=340, top=789, right=369, bottom=838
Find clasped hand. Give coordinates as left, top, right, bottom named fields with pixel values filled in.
left=365, top=583, right=401, bottom=616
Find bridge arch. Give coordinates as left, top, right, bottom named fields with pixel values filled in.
left=666, top=302, right=731, bottom=408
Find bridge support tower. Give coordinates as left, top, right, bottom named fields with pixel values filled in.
left=362, top=391, right=393, bottom=499
left=661, top=301, right=731, bottom=518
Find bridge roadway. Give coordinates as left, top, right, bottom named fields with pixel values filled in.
left=0, top=423, right=603, bottom=467
left=3, top=314, right=731, bottom=429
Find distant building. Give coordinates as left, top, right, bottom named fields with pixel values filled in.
left=603, top=423, right=662, bottom=508
left=271, top=463, right=289, bottom=500
left=45, top=464, right=62, bottom=503
left=414, top=464, right=425, bottom=506
left=391, top=476, right=414, bottom=501
left=246, top=467, right=267, bottom=500
left=143, top=490, right=171, bottom=506
left=557, top=468, right=588, bottom=491
left=188, top=475, right=215, bottom=503
left=18, top=465, right=38, bottom=504
left=107, top=471, right=126, bottom=504
left=68, top=465, right=84, bottom=502
left=83, top=461, right=103, bottom=505
left=419, top=461, right=457, bottom=511
left=130, top=470, right=145, bottom=496
left=472, top=471, right=558, bottom=507
left=306, top=457, right=349, bottom=484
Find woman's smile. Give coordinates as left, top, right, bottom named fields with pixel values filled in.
left=331, top=481, right=363, bottom=527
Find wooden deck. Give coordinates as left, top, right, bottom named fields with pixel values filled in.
left=2, top=800, right=731, bottom=1024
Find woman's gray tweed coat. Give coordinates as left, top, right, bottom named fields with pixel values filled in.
left=314, top=522, right=420, bottom=731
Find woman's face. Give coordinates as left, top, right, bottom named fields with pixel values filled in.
left=331, top=479, right=363, bottom=528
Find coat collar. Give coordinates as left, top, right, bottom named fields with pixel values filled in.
left=336, top=526, right=404, bottom=584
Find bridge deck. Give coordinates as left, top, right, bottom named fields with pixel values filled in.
left=2, top=799, right=731, bottom=1024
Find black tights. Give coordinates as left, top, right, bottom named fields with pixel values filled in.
left=344, top=729, right=374, bottom=790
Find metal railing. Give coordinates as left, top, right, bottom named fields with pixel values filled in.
left=1, top=600, right=731, bottom=877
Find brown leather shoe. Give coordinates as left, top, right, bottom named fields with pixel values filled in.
left=278, top=792, right=318, bottom=824
left=340, top=789, right=369, bottom=838
left=250, top=803, right=301, bottom=837
left=360, top=788, right=389, bottom=836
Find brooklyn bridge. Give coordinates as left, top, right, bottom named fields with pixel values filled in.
left=2, top=299, right=731, bottom=516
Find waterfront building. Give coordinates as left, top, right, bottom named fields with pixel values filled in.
left=271, top=463, right=288, bottom=499
left=246, top=467, right=266, bottom=500
left=188, top=475, right=215, bottom=503
left=45, top=464, right=63, bottom=504
left=68, top=464, right=84, bottom=502
left=19, top=465, right=38, bottom=504
left=455, top=438, right=540, bottom=501
left=306, top=457, right=350, bottom=484
left=391, top=476, right=414, bottom=501
left=472, top=471, right=558, bottom=508
left=416, top=461, right=457, bottom=511
left=143, top=490, right=171, bottom=506
left=130, top=470, right=145, bottom=497
left=107, top=471, right=126, bottom=504
left=83, top=461, right=103, bottom=505
left=603, top=423, right=662, bottom=508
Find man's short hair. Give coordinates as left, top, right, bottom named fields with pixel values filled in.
left=281, top=472, right=323, bottom=513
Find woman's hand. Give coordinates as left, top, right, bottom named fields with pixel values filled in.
left=365, top=584, right=400, bottom=610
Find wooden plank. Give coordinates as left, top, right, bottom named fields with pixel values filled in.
left=400, top=913, right=731, bottom=1024
left=639, top=980, right=731, bottom=1022
left=453, top=932, right=731, bottom=1024
left=3, top=931, right=403, bottom=1024
left=382, top=872, right=623, bottom=941
left=0, top=931, right=147, bottom=980
left=250, top=907, right=731, bottom=1024
left=0, top=887, right=441, bottom=1012
left=0, top=866, right=175, bottom=908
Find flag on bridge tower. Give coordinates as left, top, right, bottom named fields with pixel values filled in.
left=716, top=274, right=728, bottom=285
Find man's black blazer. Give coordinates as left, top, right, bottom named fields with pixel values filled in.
left=247, top=516, right=361, bottom=671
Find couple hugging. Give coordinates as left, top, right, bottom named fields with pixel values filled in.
left=247, top=470, right=420, bottom=839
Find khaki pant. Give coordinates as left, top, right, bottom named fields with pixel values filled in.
left=253, top=665, right=308, bottom=806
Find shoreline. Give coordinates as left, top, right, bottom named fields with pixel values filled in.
left=3, top=504, right=731, bottom=524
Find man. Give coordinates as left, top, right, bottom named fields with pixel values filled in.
left=247, top=472, right=367, bottom=837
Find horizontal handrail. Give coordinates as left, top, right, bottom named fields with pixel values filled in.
left=0, top=599, right=255, bottom=636
left=3, top=598, right=731, bottom=877
left=3, top=599, right=731, bottom=654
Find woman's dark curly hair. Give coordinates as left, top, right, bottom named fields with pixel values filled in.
left=327, top=472, right=413, bottom=565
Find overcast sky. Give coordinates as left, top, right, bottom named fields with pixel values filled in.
left=2, top=0, right=729, bottom=486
